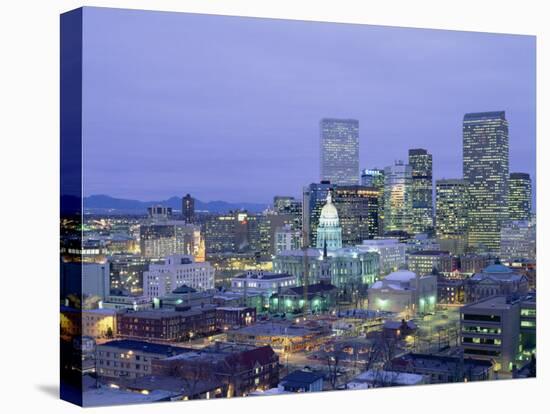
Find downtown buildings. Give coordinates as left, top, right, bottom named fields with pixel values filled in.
left=463, top=111, right=509, bottom=254
left=143, top=254, right=215, bottom=298
left=435, top=179, right=468, bottom=255
left=383, top=161, right=413, bottom=234
left=409, top=149, right=434, bottom=234
left=508, top=173, right=532, bottom=221
left=320, top=118, right=359, bottom=185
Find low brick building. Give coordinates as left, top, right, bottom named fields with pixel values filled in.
left=116, top=306, right=217, bottom=342
left=152, top=342, right=279, bottom=397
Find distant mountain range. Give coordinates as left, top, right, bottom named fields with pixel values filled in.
left=81, top=194, right=268, bottom=214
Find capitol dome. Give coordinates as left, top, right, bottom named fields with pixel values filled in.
left=316, top=192, right=342, bottom=250
left=319, top=192, right=340, bottom=227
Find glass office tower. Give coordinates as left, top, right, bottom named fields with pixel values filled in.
left=409, top=148, right=434, bottom=234
left=463, top=111, right=509, bottom=254
left=320, top=118, right=359, bottom=185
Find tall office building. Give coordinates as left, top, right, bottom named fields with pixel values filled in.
left=320, top=118, right=359, bottom=185
left=435, top=179, right=468, bottom=255
left=463, top=111, right=509, bottom=254
left=508, top=173, right=532, bottom=221
left=333, top=185, right=380, bottom=244
left=408, top=149, right=434, bottom=234
left=361, top=168, right=385, bottom=234
left=383, top=161, right=412, bottom=234
left=182, top=193, right=195, bottom=223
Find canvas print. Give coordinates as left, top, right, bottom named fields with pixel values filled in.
left=60, top=6, right=536, bottom=407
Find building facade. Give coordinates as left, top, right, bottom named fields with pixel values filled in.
left=367, top=270, right=437, bottom=315
left=383, top=161, right=413, bottom=234
left=435, top=179, right=468, bottom=255
left=508, top=173, right=532, bottom=221
left=463, top=111, right=509, bottom=254
left=408, top=149, right=434, bottom=234
left=320, top=118, right=359, bottom=185
left=143, top=255, right=215, bottom=298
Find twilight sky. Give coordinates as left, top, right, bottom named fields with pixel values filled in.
left=81, top=7, right=536, bottom=204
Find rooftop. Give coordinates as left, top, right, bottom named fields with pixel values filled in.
left=98, top=340, right=191, bottom=356
left=233, top=272, right=295, bottom=281
left=281, top=370, right=324, bottom=386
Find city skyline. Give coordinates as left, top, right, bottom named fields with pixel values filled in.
left=81, top=7, right=536, bottom=204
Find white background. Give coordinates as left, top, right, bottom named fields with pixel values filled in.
left=0, top=0, right=547, bottom=413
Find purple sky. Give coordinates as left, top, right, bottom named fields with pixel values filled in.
left=81, top=7, right=536, bottom=204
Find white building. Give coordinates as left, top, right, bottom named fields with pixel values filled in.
left=143, top=254, right=215, bottom=298
left=274, top=224, right=302, bottom=254
left=356, top=239, right=406, bottom=274
left=367, top=270, right=437, bottom=315
left=316, top=192, right=342, bottom=250
left=231, top=271, right=297, bottom=295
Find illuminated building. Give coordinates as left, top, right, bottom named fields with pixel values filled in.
left=274, top=224, right=302, bottom=254
left=181, top=193, right=195, bottom=223
left=215, top=307, right=256, bottom=329
left=205, top=212, right=246, bottom=254
left=116, top=307, right=217, bottom=342
left=152, top=343, right=280, bottom=397
left=407, top=250, right=451, bottom=276
left=408, top=149, right=434, bottom=234
left=303, top=181, right=333, bottom=247
left=226, top=320, right=330, bottom=353
left=96, top=340, right=190, bottom=379
left=100, top=294, right=153, bottom=311
left=108, top=254, right=151, bottom=294
left=463, top=111, right=509, bottom=254
left=82, top=308, right=117, bottom=339
left=361, top=168, right=385, bottom=234
left=269, top=283, right=338, bottom=314
left=383, top=161, right=413, bottom=234
left=500, top=219, right=536, bottom=260
left=367, top=270, right=437, bottom=315
left=508, top=173, right=532, bottom=221
left=435, top=179, right=468, bottom=255
left=465, top=263, right=529, bottom=303
left=139, top=221, right=202, bottom=260
left=274, top=247, right=380, bottom=287
left=143, top=254, right=215, bottom=298
left=437, top=276, right=465, bottom=304
left=316, top=192, right=342, bottom=250
left=273, top=196, right=302, bottom=233
left=155, top=285, right=214, bottom=310
left=460, top=296, right=522, bottom=372
left=333, top=185, right=380, bottom=243
left=231, top=271, right=297, bottom=294
left=320, top=118, right=359, bottom=185
left=356, top=239, right=406, bottom=274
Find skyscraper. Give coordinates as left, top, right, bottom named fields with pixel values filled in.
left=408, top=149, right=434, bottom=234
left=508, top=173, right=532, bottom=221
left=383, top=161, right=412, bottom=234
left=333, top=185, right=380, bottom=244
left=320, top=118, right=359, bottom=185
left=435, top=179, right=468, bottom=254
left=361, top=168, right=385, bottom=234
left=463, top=111, right=509, bottom=254
left=182, top=194, right=195, bottom=224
